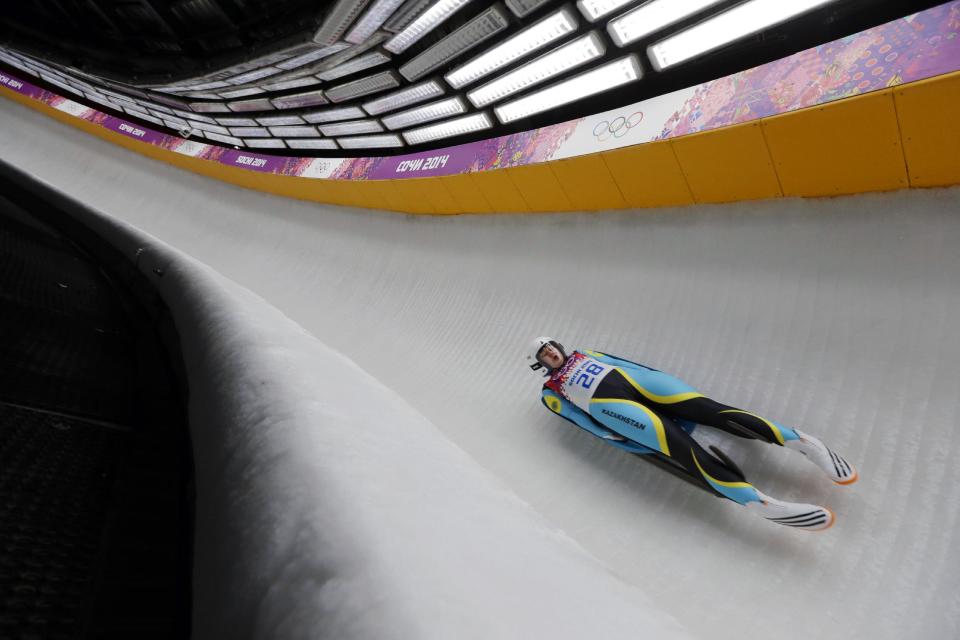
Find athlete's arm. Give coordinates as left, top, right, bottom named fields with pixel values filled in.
left=541, top=388, right=655, bottom=455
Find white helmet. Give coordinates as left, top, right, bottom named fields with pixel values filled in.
left=527, top=336, right=567, bottom=373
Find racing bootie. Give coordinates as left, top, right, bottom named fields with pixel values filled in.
left=746, top=493, right=834, bottom=531
left=785, top=430, right=858, bottom=485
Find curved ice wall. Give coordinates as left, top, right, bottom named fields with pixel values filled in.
left=2, top=91, right=960, bottom=639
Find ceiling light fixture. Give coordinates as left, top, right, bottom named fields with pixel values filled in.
left=263, top=77, right=320, bottom=92
left=219, top=87, right=266, bottom=99
left=228, top=98, right=275, bottom=112
left=576, top=0, right=634, bottom=21
left=402, top=112, right=492, bottom=144
left=217, top=117, right=259, bottom=126
left=270, top=89, right=329, bottom=109
left=246, top=139, right=288, bottom=149
left=314, top=0, right=374, bottom=46
left=382, top=96, right=466, bottom=130
left=257, top=115, right=307, bottom=126
left=277, top=43, right=352, bottom=70
left=189, top=102, right=233, bottom=113
left=494, top=54, right=641, bottom=123
left=336, top=134, right=404, bottom=148
left=445, top=7, right=578, bottom=89
left=399, top=6, right=508, bottom=81
left=228, top=126, right=272, bottom=138
left=286, top=139, right=340, bottom=149
left=268, top=126, right=321, bottom=137
left=505, top=0, right=554, bottom=18
left=317, top=51, right=392, bottom=81
left=319, top=120, right=386, bottom=136
left=346, top=0, right=408, bottom=43
left=648, top=0, right=840, bottom=70
left=362, top=79, right=445, bottom=115
left=608, top=0, right=724, bottom=47
left=204, top=132, right=245, bottom=146
left=226, top=67, right=283, bottom=85
left=384, top=0, right=434, bottom=32
left=467, top=31, right=605, bottom=107
left=326, top=71, right=400, bottom=102
left=384, top=0, right=474, bottom=54
left=303, top=106, right=368, bottom=123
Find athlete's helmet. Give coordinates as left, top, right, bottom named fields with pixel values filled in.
left=527, top=336, right=566, bottom=373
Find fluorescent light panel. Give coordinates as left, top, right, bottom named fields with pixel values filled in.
left=187, top=92, right=228, bottom=100
left=314, top=0, right=373, bottom=45
left=246, top=139, right=289, bottom=148
left=399, top=6, right=508, bottom=81
left=319, top=120, right=385, bottom=136
left=189, top=122, right=231, bottom=135
left=277, top=43, right=352, bottom=69
left=257, top=115, right=306, bottom=126
left=402, top=112, right=491, bottom=145
left=204, top=131, right=244, bottom=146
left=576, top=0, right=633, bottom=21
left=270, top=89, right=328, bottom=109
left=649, top=0, right=839, bottom=70
left=217, top=117, right=259, bottom=126
left=384, top=0, right=434, bottom=32
left=219, top=87, right=266, bottom=99
left=337, top=134, right=403, bottom=148
left=286, top=139, right=340, bottom=149
left=303, top=106, right=367, bottom=123
left=326, top=71, right=400, bottom=102
left=382, top=96, right=466, bottom=130
left=229, top=126, right=272, bottom=137
left=129, top=111, right=164, bottom=127
left=268, top=126, right=321, bottom=137
left=495, top=54, right=641, bottom=123
left=263, top=77, right=319, bottom=91
left=228, top=98, right=275, bottom=112
left=346, top=0, right=407, bottom=43
left=182, top=113, right=220, bottom=125
left=445, top=7, right=578, bottom=89
left=163, top=118, right=191, bottom=131
left=226, top=67, right=282, bottom=85
left=608, top=0, right=724, bottom=47
left=317, top=51, right=391, bottom=81
left=467, top=31, right=605, bottom=107
left=385, top=0, right=473, bottom=54
left=362, top=79, right=444, bottom=115
left=505, top=0, right=553, bottom=18
left=186, top=80, right=233, bottom=91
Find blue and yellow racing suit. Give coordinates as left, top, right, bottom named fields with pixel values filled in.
left=541, top=350, right=802, bottom=505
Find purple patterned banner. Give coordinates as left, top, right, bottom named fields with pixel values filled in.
left=101, top=115, right=169, bottom=145
left=0, top=72, right=45, bottom=99
left=365, top=147, right=490, bottom=179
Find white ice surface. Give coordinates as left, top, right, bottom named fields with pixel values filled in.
left=3, top=96, right=960, bottom=639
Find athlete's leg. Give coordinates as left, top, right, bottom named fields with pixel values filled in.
left=610, top=367, right=857, bottom=484
left=607, top=365, right=797, bottom=443
left=589, top=377, right=835, bottom=529
left=589, top=395, right=761, bottom=504
left=653, top=396, right=857, bottom=483
left=665, top=396, right=799, bottom=445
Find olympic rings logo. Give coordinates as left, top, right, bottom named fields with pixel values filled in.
left=592, top=111, right=644, bottom=142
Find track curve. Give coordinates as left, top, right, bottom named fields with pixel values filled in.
left=2, top=97, right=959, bottom=640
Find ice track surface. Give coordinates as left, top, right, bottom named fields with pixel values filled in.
left=3, top=98, right=960, bottom=640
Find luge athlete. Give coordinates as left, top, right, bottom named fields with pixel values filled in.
left=528, top=337, right=857, bottom=531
